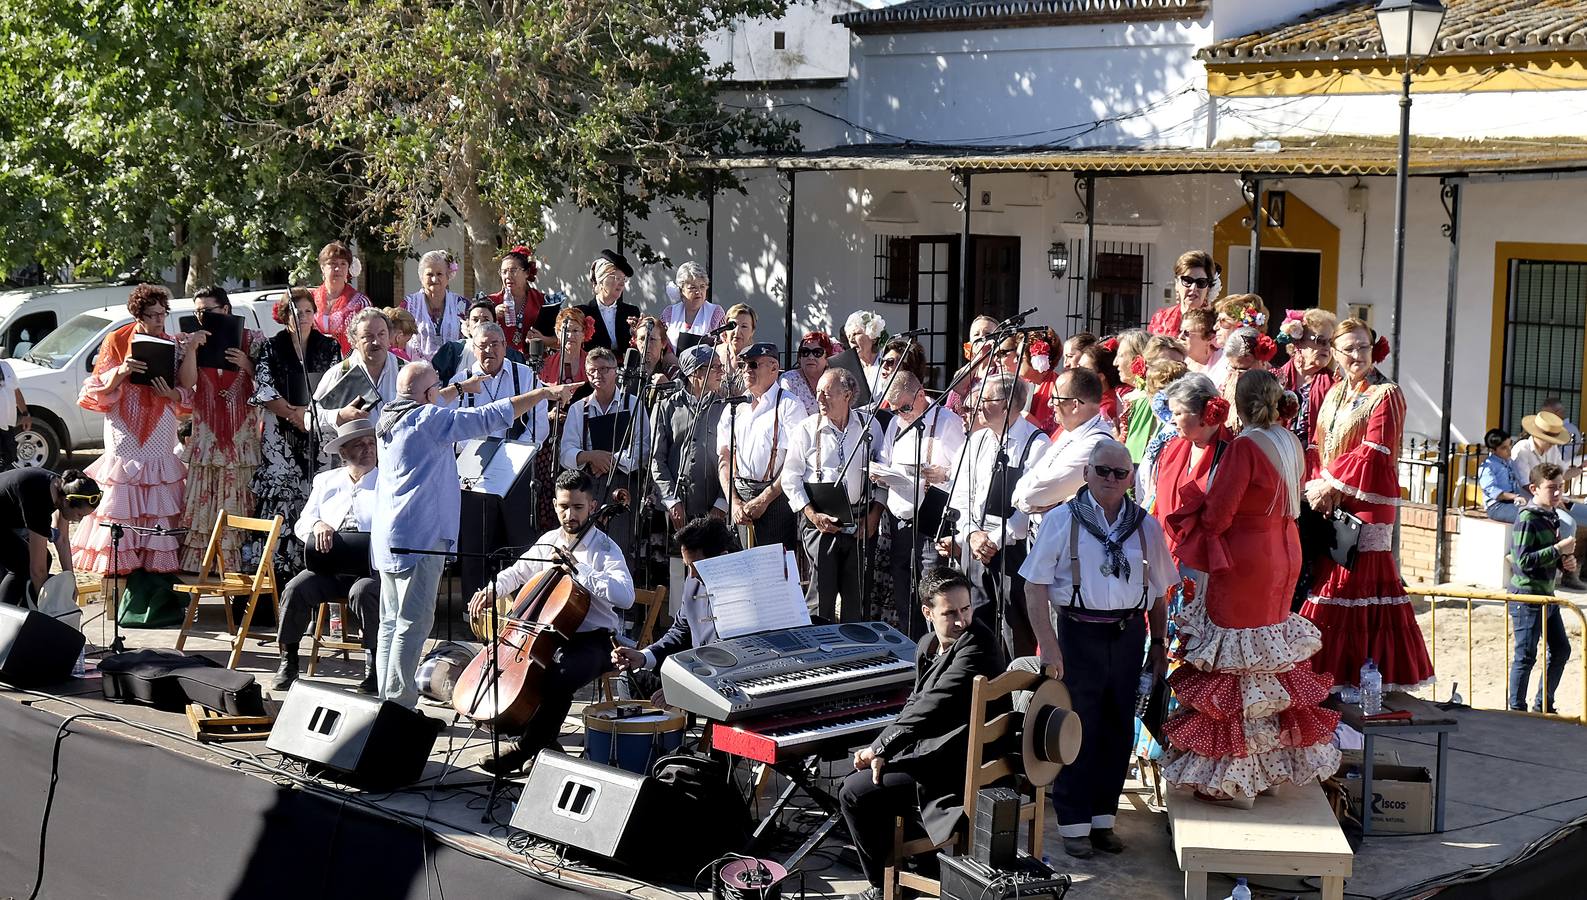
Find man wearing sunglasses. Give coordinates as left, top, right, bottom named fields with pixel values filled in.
left=1011, top=367, right=1113, bottom=517
left=0, top=467, right=101, bottom=607
left=1019, top=439, right=1175, bottom=859
left=1148, top=249, right=1217, bottom=338
left=717, top=342, right=805, bottom=551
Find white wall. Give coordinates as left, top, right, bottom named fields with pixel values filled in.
left=704, top=0, right=867, bottom=82
left=1216, top=89, right=1587, bottom=143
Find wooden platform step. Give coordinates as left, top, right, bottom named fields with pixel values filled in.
left=1168, top=781, right=1352, bottom=900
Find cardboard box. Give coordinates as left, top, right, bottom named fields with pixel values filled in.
left=1341, top=764, right=1434, bottom=834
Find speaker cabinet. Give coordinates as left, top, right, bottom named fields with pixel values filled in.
left=511, top=751, right=660, bottom=865
left=266, top=680, right=441, bottom=789
left=0, top=603, right=85, bottom=687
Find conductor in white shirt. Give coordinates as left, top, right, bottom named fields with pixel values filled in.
left=781, top=368, right=883, bottom=622
left=1011, top=367, right=1114, bottom=516
left=1020, top=440, right=1175, bottom=859
left=468, top=469, right=635, bottom=775
left=272, top=419, right=381, bottom=693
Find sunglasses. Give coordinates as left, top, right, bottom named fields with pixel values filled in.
left=66, top=492, right=103, bottom=505
left=880, top=357, right=901, bottom=369
left=1179, top=275, right=1211, bottom=290
left=798, top=347, right=826, bottom=358
left=1049, top=395, right=1080, bottom=405
left=1091, top=465, right=1131, bottom=481
left=587, top=366, right=618, bottom=375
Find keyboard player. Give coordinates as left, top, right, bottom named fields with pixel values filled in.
left=610, top=516, right=733, bottom=703
left=838, top=567, right=1006, bottom=900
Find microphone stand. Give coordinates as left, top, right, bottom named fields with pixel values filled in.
left=97, top=522, right=190, bottom=654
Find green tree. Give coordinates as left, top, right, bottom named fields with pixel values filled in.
left=0, top=0, right=353, bottom=291
left=236, top=0, right=800, bottom=285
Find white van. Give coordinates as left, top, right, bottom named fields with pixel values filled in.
left=7, top=289, right=290, bottom=469
left=0, top=282, right=148, bottom=359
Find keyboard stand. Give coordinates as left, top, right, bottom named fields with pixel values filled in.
left=749, top=754, right=847, bottom=871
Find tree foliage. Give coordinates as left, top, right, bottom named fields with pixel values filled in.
left=0, top=0, right=356, bottom=288
left=234, top=0, right=800, bottom=276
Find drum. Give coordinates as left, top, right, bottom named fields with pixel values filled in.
left=416, top=641, right=481, bottom=704
left=582, top=700, right=687, bottom=775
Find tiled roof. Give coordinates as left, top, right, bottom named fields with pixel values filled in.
left=834, top=0, right=1207, bottom=33
left=1200, top=0, right=1587, bottom=64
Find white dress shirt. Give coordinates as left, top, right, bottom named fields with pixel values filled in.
left=294, top=465, right=378, bottom=544
left=558, top=390, right=650, bottom=473
left=875, top=407, right=966, bottom=521
left=312, top=354, right=400, bottom=440
left=949, top=419, right=1052, bottom=547
left=447, top=360, right=549, bottom=443
left=781, top=409, right=883, bottom=513
left=717, top=384, right=803, bottom=483
left=491, top=526, right=635, bottom=634
left=1513, top=437, right=1566, bottom=487
left=1012, top=413, right=1113, bottom=514
left=596, top=301, right=619, bottom=346
left=1019, top=494, right=1176, bottom=611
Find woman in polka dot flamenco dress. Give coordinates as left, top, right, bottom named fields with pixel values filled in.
left=1160, top=370, right=1340, bottom=806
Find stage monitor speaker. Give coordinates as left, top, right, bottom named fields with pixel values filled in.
left=0, top=603, right=86, bottom=688
left=267, top=680, right=441, bottom=789
left=511, top=751, right=661, bottom=866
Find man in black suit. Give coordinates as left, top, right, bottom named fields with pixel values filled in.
left=579, top=249, right=641, bottom=352
left=838, top=567, right=1006, bottom=900
left=610, top=516, right=733, bottom=701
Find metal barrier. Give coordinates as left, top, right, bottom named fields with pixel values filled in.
left=1403, top=436, right=1587, bottom=513
left=1406, top=584, right=1587, bottom=725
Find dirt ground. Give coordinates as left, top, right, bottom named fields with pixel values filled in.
left=1411, top=592, right=1587, bottom=720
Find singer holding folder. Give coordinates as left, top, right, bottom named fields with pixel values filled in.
left=781, top=368, right=883, bottom=622
left=372, top=361, right=577, bottom=708
left=558, top=347, right=649, bottom=567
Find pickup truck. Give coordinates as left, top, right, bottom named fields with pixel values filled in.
left=8, top=290, right=287, bottom=469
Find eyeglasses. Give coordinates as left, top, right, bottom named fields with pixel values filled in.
left=1091, top=465, right=1131, bottom=481
left=65, top=492, right=103, bottom=505
left=138, top=309, right=167, bottom=322
left=586, top=365, right=618, bottom=376
left=798, top=347, right=825, bottom=358
left=880, top=357, right=901, bottom=369
left=1049, top=395, right=1080, bottom=406
left=980, top=395, right=1007, bottom=405
left=1335, top=343, right=1372, bottom=357
left=1179, top=276, right=1211, bottom=290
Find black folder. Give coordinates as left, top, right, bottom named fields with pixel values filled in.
left=129, top=334, right=176, bottom=386
left=305, top=531, right=373, bottom=578
left=674, top=331, right=705, bottom=355
left=803, top=481, right=855, bottom=526
left=181, top=310, right=242, bottom=371
left=317, top=365, right=379, bottom=411
left=585, top=409, right=633, bottom=454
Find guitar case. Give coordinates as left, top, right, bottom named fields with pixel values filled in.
left=99, top=648, right=266, bottom=716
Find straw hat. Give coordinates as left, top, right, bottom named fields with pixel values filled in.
left=1021, top=678, right=1083, bottom=787
left=1522, top=410, right=1571, bottom=447
left=325, top=418, right=377, bottom=454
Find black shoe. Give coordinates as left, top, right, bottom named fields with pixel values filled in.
left=1062, top=836, right=1094, bottom=859
left=1559, top=574, right=1587, bottom=592
left=842, top=888, right=882, bottom=900
left=1089, top=828, right=1126, bottom=854
left=479, top=745, right=536, bottom=777
left=271, top=649, right=299, bottom=691
left=356, top=660, right=378, bottom=695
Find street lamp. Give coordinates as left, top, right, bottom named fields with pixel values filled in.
left=1047, top=241, right=1069, bottom=279
left=1375, top=0, right=1445, bottom=383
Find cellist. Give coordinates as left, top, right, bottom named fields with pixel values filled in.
left=467, top=469, right=634, bottom=775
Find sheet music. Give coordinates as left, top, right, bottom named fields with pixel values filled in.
left=692, top=544, right=811, bottom=639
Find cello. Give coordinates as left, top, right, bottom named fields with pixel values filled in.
left=452, top=497, right=626, bottom=730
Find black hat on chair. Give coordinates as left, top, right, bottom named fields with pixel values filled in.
left=1022, top=678, right=1082, bottom=787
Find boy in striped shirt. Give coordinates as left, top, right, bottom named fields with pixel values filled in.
left=1508, top=462, right=1576, bottom=713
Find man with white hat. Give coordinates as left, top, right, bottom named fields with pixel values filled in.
left=1515, top=408, right=1587, bottom=589
left=273, top=419, right=381, bottom=692
left=652, top=343, right=728, bottom=526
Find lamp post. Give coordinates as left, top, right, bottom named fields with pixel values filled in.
left=1376, top=0, right=1446, bottom=383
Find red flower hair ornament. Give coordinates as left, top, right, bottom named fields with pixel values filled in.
left=1129, top=356, right=1147, bottom=378
left=1201, top=397, right=1230, bottom=426
left=1253, top=334, right=1278, bottom=363
left=1100, top=336, right=1120, bottom=353
left=583, top=316, right=597, bottom=343
left=1372, top=335, right=1391, bottom=364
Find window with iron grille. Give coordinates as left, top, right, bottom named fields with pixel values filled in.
left=1500, top=259, right=1586, bottom=434
left=871, top=233, right=955, bottom=388
left=1060, top=240, right=1153, bottom=336
left=873, top=235, right=912, bottom=303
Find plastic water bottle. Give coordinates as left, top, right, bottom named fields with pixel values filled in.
left=502, top=296, right=517, bottom=327
left=1226, top=877, right=1252, bottom=900
left=1360, top=658, right=1383, bottom=716
left=71, top=646, right=86, bottom=678
left=330, top=610, right=344, bottom=641
left=1135, top=669, right=1155, bottom=720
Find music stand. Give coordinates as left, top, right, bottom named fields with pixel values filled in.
left=457, top=437, right=539, bottom=599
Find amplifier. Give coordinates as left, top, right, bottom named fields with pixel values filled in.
left=939, top=851, right=1071, bottom=900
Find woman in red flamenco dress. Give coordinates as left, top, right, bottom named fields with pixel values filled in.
left=1161, top=370, right=1340, bottom=803
left=1300, top=319, right=1434, bottom=694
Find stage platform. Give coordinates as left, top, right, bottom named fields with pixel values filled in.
left=3, top=600, right=1586, bottom=898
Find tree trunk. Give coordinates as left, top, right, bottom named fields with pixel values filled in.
left=183, top=221, right=215, bottom=296
left=456, top=137, right=504, bottom=294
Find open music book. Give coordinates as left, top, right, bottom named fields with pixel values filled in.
left=690, top=544, right=810, bottom=640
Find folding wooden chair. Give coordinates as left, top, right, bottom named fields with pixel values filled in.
left=174, top=512, right=284, bottom=669
left=629, top=585, right=668, bottom=648
left=883, top=667, right=1048, bottom=900
left=307, top=600, right=367, bottom=675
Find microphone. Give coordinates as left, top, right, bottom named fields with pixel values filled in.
left=525, top=337, right=545, bottom=368
left=892, top=326, right=929, bottom=338
left=714, top=395, right=753, bottom=405
left=621, top=347, right=644, bottom=386
left=999, top=307, right=1039, bottom=326
left=708, top=320, right=737, bottom=338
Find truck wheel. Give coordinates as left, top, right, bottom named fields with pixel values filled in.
left=14, top=418, right=62, bottom=470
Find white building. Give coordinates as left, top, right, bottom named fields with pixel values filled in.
left=420, top=0, right=1587, bottom=449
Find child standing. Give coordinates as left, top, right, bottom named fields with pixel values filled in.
left=1508, top=462, right=1576, bottom=713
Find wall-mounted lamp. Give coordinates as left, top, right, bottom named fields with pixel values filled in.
left=1047, top=242, right=1069, bottom=279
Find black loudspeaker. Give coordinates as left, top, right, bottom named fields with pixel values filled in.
left=510, top=751, right=661, bottom=868
left=266, top=680, right=441, bottom=789
left=0, top=603, right=86, bottom=687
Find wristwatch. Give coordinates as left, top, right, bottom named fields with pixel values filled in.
left=1150, top=636, right=1169, bottom=649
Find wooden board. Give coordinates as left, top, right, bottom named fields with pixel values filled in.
left=1169, top=781, right=1352, bottom=900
